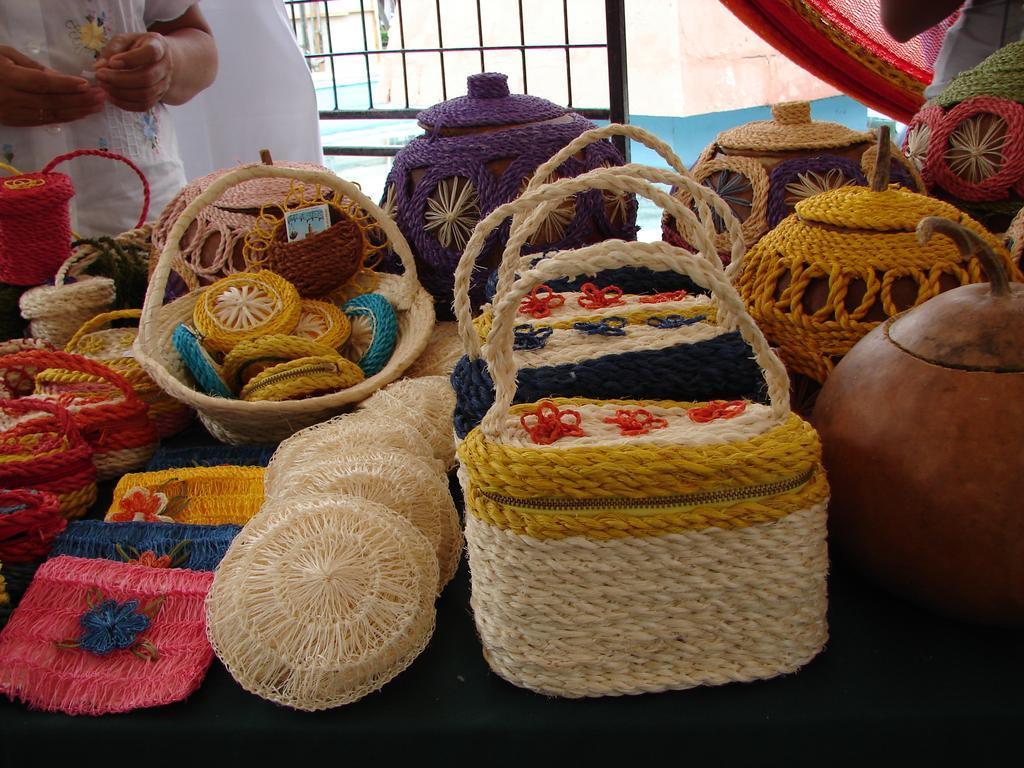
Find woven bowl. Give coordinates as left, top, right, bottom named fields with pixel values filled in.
left=206, top=494, right=438, bottom=711
left=135, top=165, right=435, bottom=444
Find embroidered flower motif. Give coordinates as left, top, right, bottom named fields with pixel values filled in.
left=784, top=168, right=853, bottom=207
left=905, top=124, right=931, bottom=172
left=945, top=114, right=1006, bottom=184
left=108, top=487, right=175, bottom=523
left=603, top=408, right=668, bottom=436
left=131, top=551, right=173, bottom=568
left=573, top=317, right=628, bottom=336
left=576, top=283, right=625, bottom=310
left=116, top=540, right=190, bottom=569
left=686, top=399, right=748, bottom=423
left=520, top=400, right=585, bottom=445
left=646, top=313, right=706, bottom=329
left=519, top=284, right=565, bottom=319
left=424, top=176, right=480, bottom=251
left=66, top=12, right=108, bottom=58
left=513, top=324, right=552, bottom=351
left=214, top=284, right=278, bottom=330
left=700, top=170, right=752, bottom=232
left=56, top=588, right=163, bottom=661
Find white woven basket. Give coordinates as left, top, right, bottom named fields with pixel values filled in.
left=133, top=165, right=435, bottom=444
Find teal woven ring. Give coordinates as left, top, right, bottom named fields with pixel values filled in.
left=342, top=293, right=397, bottom=377
left=172, top=323, right=233, bottom=398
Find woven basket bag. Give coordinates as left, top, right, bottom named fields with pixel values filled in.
left=457, top=239, right=830, bottom=698
left=0, top=399, right=97, bottom=520
left=0, top=350, right=158, bottom=480
left=451, top=160, right=761, bottom=438
left=134, top=165, right=435, bottom=444
left=63, top=309, right=193, bottom=438
left=106, top=466, right=265, bottom=526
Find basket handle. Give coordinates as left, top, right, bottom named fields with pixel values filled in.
left=42, top=149, right=150, bottom=229
left=479, top=238, right=790, bottom=435
left=0, top=162, right=21, bottom=176
left=515, top=123, right=724, bottom=256
left=497, top=162, right=747, bottom=300
left=140, top=165, right=422, bottom=343
left=64, top=308, right=141, bottom=353
left=455, top=165, right=735, bottom=359
left=0, top=350, right=139, bottom=405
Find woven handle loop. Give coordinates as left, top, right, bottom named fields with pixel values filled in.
left=65, top=308, right=142, bottom=353
left=42, top=149, right=150, bottom=229
left=516, top=123, right=730, bottom=258
left=480, top=239, right=790, bottom=435
left=0, top=162, right=21, bottom=176
left=502, top=162, right=747, bottom=292
left=0, top=350, right=139, bottom=404
left=0, top=396, right=80, bottom=441
left=455, top=165, right=735, bottom=359
left=141, top=165, right=421, bottom=342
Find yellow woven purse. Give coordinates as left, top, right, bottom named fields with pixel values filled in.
left=106, top=466, right=264, bottom=526
left=457, top=236, right=829, bottom=698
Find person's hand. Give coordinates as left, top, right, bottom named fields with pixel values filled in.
left=94, top=33, right=174, bottom=112
left=0, top=46, right=105, bottom=126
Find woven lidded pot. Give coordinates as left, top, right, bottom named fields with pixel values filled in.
left=904, top=40, right=1024, bottom=232
left=735, top=142, right=1019, bottom=388
left=382, top=72, right=636, bottom=316
left=664, top=101, right=921, bottom=262
left=815, top=217, right=1024, bottom=625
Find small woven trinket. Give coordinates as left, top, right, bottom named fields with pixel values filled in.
left=172, top=323, right=233, bottom=398
left=106, top=466, right=265, bottom=526
left=206, top=495, right=438, bottom=711
left=1, top=350, right=158, bottom=480
left=50, top=520, right=241, bottom=572
left=0, top=399, right=97, bottom=520
left=0, top=556, right=214, bottom=715
left=222, top=335, right=344, bottom=392
left=341, top=293, right=398, bottom=377
left=64, top=309, right=193, bottom=438
left=291, top=299, right=351, bottom=349
left=239, top=354, right=364, bottom=402
left=192, top=270, right=302, bottom=353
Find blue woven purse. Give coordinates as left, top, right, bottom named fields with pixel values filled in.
left=146, top=444, right=277, bottom=471
left=49, top=520, right=241, bottom=571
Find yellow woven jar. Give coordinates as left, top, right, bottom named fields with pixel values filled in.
left=106, top=466, right=265, bottom=526
left=63, top=309, right=193, bottom=438
left=192, top=270, right=301, bottom=353
left=736, top=184, right=1020, bottom=385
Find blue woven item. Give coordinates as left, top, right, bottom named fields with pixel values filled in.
left=451, top=331, right=768, bottom=439
left=146, top=445, right=276, bottom=472
left=342, top=293, right=398, bottom=377
left=49, top=520, right=241, bottom=572
left=172, top=323, right=233, bottom=398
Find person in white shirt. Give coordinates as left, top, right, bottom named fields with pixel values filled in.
left=882, top=0, right=1024, bottom=98
left=0, top=1, right=217, bottom=236
left=168, top=0, right=323, bottom=179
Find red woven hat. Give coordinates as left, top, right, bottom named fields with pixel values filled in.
left=0, top=556, right=214, bottom=715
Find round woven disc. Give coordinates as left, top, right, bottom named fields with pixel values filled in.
left=206, top=495, right=438, bottom=711
left=265, top=450, right=460, bottom=592
left=264, top=409, right=438, bottom=490
left=357, top=376, right=456, bottom=467
left=292, top=300, right=351, bottom=349
left=193, top=270, right=301, bottom=353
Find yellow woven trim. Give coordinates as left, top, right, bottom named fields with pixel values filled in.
left=58, top=483, right=98, bottom=520
left=458, top=404, right=820, bottom=500
left=239, top=355, right=364, bottom=402
left=107, top=466, right=265, bottom=526
left=464, top=467, right=829, bottom=539
left=292, top=299, right=351, bottom=349
left=784, top=0, right=925, bottom=99
left=736, top=205, right=1020, bottom=383
left=192, top=270, right=302, bottom=353
left=473, top=303, right=718, bottom=340
left=222, top=334, right=341, bottom=392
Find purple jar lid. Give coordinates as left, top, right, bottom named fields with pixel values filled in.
left=417, top=72, right=568, bottom=129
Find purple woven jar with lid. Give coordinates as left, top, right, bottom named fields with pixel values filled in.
left=381, top=72, right=636, bottom=317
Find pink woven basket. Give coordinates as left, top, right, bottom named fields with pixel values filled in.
left=0, top=556, right=214, bottom=715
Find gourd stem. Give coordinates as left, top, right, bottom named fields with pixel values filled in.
left=871, top=125, right=891, bottom=192
left=259, top=149, right=273, bottom=166
left=917, top=216, right=1010, bottom=297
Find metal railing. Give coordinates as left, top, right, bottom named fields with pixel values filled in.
left=283, top=0, right=629, bottom=158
